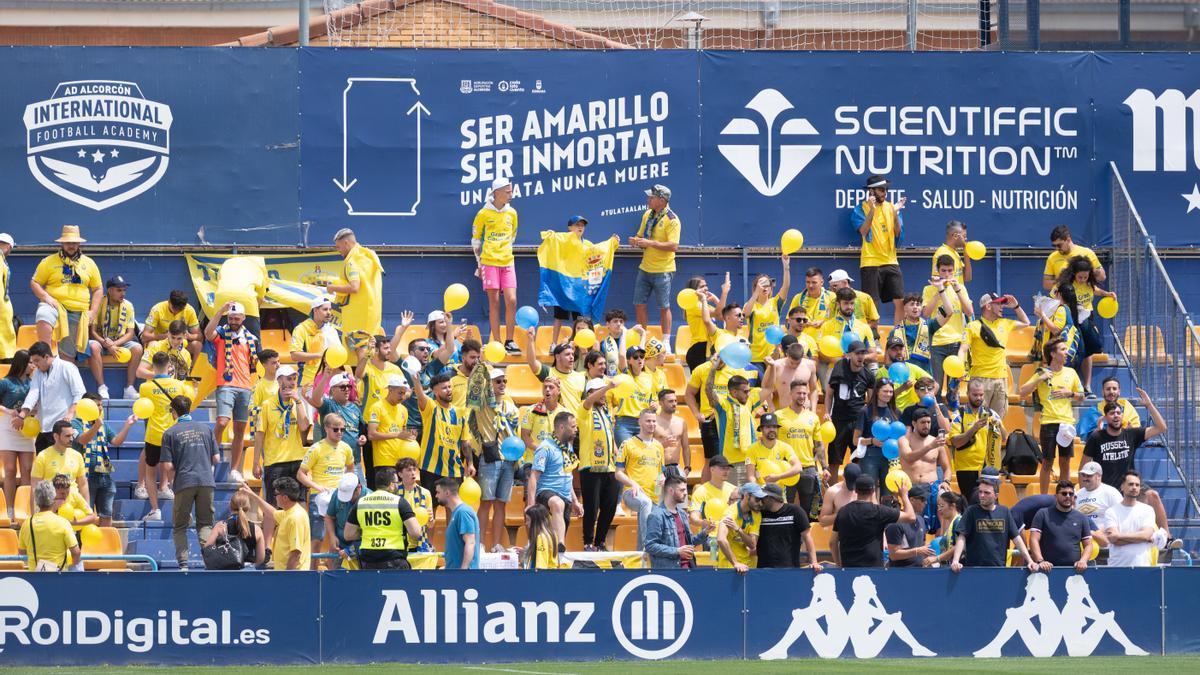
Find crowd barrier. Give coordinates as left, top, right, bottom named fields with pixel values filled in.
left=3, top=49, right=1197, bottom=248
left=1, top=568, right=1198, bottom=665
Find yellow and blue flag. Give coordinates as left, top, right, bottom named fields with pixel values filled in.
left=536, top=231, right=618, bottom=318
left=185, top=252, right=344, bottom=316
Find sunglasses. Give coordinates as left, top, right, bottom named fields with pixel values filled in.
left=495, top=378, right=508, bottom=384
left=332, top=384, right=350, bottom=389
left=412, top=345, right=431, bottom=352
left=327, top=427, right=346, bottom=433
left=1057, top=491, right=1076, bottom=497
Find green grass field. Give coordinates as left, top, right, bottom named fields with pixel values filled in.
left=5, top=657, right=1198, bottom=674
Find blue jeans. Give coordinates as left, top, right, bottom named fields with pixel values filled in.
left=478, top=458, right=516, bottom=502
left=633, top=270, right=672, bottom=307
left=88, top=471, right=115, bottom=518
left=614, top=416, right=640, bottom=448
left=860, top=448, right=891, bottom=496
left=215, top=386, right=252, bottom=422
left=308, top=496, right=326, bottom=541
left=621, top=488, right=656, bottom=550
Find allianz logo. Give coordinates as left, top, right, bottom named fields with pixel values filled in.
left=1124, top=88, right=1200, bottom=172
left=718, top=89, right=821, bottom=196
left=0, top=577, right=270, bottom=654
left=373, top=573, right=694, bottom=660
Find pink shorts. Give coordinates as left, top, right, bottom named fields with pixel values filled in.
left=481, top=264, right=518, bottom=291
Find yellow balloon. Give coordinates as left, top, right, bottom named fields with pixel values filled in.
left=1096, top=296, right=1119, bottom=319
left=781, top=228, right=805, bottom=254
left=573, top=328, right=597, bottom=350
left=610, top=373, right=634, bottom=399
left=1082, top=540, right=1100, bottom=561
left=885, top=469, right=911, bottom=495
left=818, top=335, right=843, bottom=359
left=132, top=397, right=155, bottom=420
left=676, top=288, right=699, bottom=311
left=460, top=476, right=482, bottom=511
left=80, top=524, right=103, bottom=549
left=412, top=505, right=430, bottom=527
left=75, top=398, right=100, bottom=423
left=58, top=504, right=75, bottom=520
left=324, top=343, right=348, bottom=369
left=114, top=346, right=132, bottom=363
left=818, top=420, right=837, bottom=445
left=483, top=341, right=506, bottom=363
left=703, top=498, right=726, bottom=523
left=444, top=283, right=470, bottom=313
left=21, top=416, right=40, bottom=439
left=74, top=508, right=87, bottom=521
left=761, top=458, right=799, bottom=488
left=942, top=355, right=966, bottom=379
left=398, top=439, right=422, bottom=463
left=965, top=240, right=987, bottom=261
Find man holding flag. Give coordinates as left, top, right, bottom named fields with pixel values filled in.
left=537, top=216, right=620, bottom=323
left=326, top=229, right=384, bottom=362
left=630, top=185, right=680, bottom=351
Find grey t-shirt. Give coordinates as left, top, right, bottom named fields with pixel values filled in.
left=160, top=419, right=217, bottom=490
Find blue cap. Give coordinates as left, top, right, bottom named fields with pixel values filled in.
left=567, top=215, right=589, bottom=227
left=739, top=482, right=768, bottom=499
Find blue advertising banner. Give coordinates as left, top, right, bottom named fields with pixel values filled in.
left=0, top=572, right=320, bottom=665
left=0, top=48, right=301, bottom=246
left=698, top=51, right=1097, bottom=249
left=298, top=49, right=701, bottom=247
left=745, top=568, right=1162, bottom=659
left=319, top=569, right=744, bottom=662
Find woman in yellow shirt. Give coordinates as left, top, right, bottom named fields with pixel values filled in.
left=743, top=253, right=791, bottom=381
left=521, top=503, right=559, bottom=569
left=682, top=275, right=728, bottom=370
left=1052, top=257, right=1115, bottom=398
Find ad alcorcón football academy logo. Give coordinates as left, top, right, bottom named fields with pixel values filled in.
left=23, top=80, right=173, bottom=211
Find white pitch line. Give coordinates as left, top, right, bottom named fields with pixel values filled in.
left=464, top=667, right=577, bottom=675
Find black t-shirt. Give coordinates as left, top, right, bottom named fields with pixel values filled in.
left=833, top=500, right=901, bottom=567
left=1030, top=506, right=1091, bottom=567
left=955, top=504, right=1018, bottom=567
left=347, top=496, right=417, bottom=563
left=1083, top=427, right=1148, bottom=488
left=884, top=518, right=928, bottom=568
left=828, top=360, right=874, bottom=422
left=757, top=503, right=812, bottom=568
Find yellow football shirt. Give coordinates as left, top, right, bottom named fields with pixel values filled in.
left=922, top=283, right=968, bottom=346
left=289, top=319, right=329, bottom=384
left=875, top=362, right=932, bottom=410
left=94, top=298, right=135, bottom=340
left=747, top=298, right=781, bottom=362
left=817, top=315, right=877, bottom=352
left=776, top=407, right=818, bottom=467
left=32, top=253, right=101, bottom=313
left=258, top=396, right=307, bottom=466
left=857, top=201, right=900, bottom=267
left=964, top=317, right=1016, bottom=379
left=578, top=405, right=617, bottom=472
left=19, top=512, right=77, bottom=571
left=338, top=244, right=384, bottom=337
left=56, top=490, right=93, bottom=531
left=612, top=368, right=665, bottom=418
left=636, top=208, right=681, bottom=274
left=690, top=481, right=735, bottom=515
left=536, top=365, right=585, bottom=416
left=359, top=361, right=403, bottom=414
left=145, top=300, right=200, bottom=335
left=951, top=406, right=1004, bottom=472
left=932, top=244, right=965, bottom=285
left=1044, top=244, right=1101, bottom=281
left=367, top=400, right=411, bottom=468
left=141, top=339, right=193, bottom=372
left=745, top=440, right=799, bottom=484
left=272, top=503, right=311, bottom=570
left=138, top=376, right=186, bottom=446
left=472, top=204, right=519, bottom=267
left=300, top=439, right=354, bottom=494
left=712, top=389, right=762, bottom=463
left=719, top=502, right=761, bottom=568
left=419, top=402, right=465, bottom=477
left=1026, top=367, right=1082, bottom=425
left=616, top=435, right=664, bottom=495
left=31, top=446, right=85, bottom=482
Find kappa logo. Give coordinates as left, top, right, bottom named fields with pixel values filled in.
left=1123, top=88, right=1200, bottom=172
left=23, top=80, right=172, bottom=211
left=718, top=89, right=820, bottom=197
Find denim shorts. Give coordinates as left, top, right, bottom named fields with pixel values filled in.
left=308, top=496, right=326, bottom=541
left=478, top=458, right=516, bottom=502
left=88, top=471, right=115, bottom=518
left=215, top=386, right=252, bottom=422
left=633, top=270, right=672, bottom=307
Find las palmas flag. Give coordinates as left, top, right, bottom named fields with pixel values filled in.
left=536, top=231, right=619, bottom=318
left=185, top=252, right=344, bottom=316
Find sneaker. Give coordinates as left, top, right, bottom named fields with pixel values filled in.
left=133, top=483, right=149, bottom=499
left=228, top=469, right=244, bottom=484
left=143, top=508, right=162, bottom=522
left=177, top=560, right=189, bottom=571
left=504, top=340, right=521, bottom=355
left=158, top=487, right=175, bottom=500
left=123, top=385, right=138, bottom=399
left=582, top=544, right=596, bottom=553
left=490, top=544, right=506, bottom=553
left=98, top=385, right=110, bottom=400
left=1084, top=388, right=1097, bottom=399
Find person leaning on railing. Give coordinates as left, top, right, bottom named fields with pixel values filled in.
left=17, top=480, right=80, bottom=572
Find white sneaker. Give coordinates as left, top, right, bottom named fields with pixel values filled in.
left=143, top=509, right=162, bottom=522
left=490, top=544, right=506, bottom=553
left=123, top=385, right=137, bottom=399
left=228, top=469, right=244, bottom=484
left=158, top=487, right=175, bottom=500
left=133, top=483, right=149, bottom=499
left=98, top=385, right=110, bottom=400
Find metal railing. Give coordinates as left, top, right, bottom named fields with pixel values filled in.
left=1109, top=161, right=1200, bottom=518
left=0, top=554, right=160, bottom=571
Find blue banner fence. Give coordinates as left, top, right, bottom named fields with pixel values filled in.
left=1, top=49, right=1198, bottom=251
left=0, top=568, right=1198, bottom=665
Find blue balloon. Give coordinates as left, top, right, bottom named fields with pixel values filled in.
left=930, top=537, right=943, bottom=555
left=882, top=438, right=900, bottom=460
left=500, top=436, right=526, bottom=462
left=889, top=420, right=908, bottom=440
left=887, top=361, right=910, bottom=385
left=871, top=418, right=891, bottom=440
left=720, top=341, right=753, bottom=370
left=764, top=324, right=785, bottom=346
left=920, top=395, right=936, bottom=408
left=841, top=331, right=862, bottom=352
left=516, top=305, right=540, bottom=330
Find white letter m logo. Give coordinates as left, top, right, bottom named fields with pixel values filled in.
left=1123, top=88, right=1200, bottom=172
left=718, top=89, right=820, bottom=196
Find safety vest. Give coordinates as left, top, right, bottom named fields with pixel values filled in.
left=356, top=490, right=410, bottom=552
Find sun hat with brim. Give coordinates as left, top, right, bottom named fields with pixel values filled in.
left=56, top=225, right=86, bottom=243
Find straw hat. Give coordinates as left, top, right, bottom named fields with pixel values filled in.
left=55, top=225, right=86, bottom=243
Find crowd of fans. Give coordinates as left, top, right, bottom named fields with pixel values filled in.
left=0, top=174, right=1175, bottom=572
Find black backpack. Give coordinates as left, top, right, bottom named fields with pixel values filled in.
left=1002, top=429, right=1042, bottom=475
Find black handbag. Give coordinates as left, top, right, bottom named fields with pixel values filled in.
left=201, top=534, right=247, bottom=570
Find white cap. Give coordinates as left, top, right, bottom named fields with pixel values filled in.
left=1056, top=423, right=1077, bottom=448
left=328, top=373, right=350, bottom=387
left=276, top=364, right=297, bottom=379
left=0, top=233, right=13, bottom=246
left=227, top=302, right=246, bottom=316
left=386, top=374, right=410, bottom=389
left=828, top=269, right=853, bottom=284
left=490, top=368, right=506, bottom=380
left=586, top=377, right=608, bottom=392
left=401, top=355, right=422, bottom=376
left=426, top=310, right=446, bottom=323
left=335, top=473, right=359, bottom=502
left=310, top=295, right=332, bottom=311
left=314, top=490, right=333, bottom=517
left=491, top=177, right=512, bottom=191
left=1079, top=461, right=1102, bottom=477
